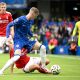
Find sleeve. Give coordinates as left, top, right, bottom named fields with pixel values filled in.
left=9, top=13, right=13, bottom=22
left=6, top=22, right=14, bottom=38
left=6, top=17, right=22, bottom=38
left=13, top=18, right=22, bottom=26
left=72, top=22, right=78, bottom=36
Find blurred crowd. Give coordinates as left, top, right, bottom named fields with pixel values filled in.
left=31, top=14, right=79, bottom=54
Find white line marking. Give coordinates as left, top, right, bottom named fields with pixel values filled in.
left=47, top=55, right=80, bottom=60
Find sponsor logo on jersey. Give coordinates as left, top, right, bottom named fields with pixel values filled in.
left=16, top=44, right=19, bottom=48
left=0, top=20, right=9, bottom=23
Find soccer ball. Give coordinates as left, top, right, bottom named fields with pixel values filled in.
left=50, top=65, right=61, bottom=75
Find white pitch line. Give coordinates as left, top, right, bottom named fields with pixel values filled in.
left=47, top=55, right=80, bottom=60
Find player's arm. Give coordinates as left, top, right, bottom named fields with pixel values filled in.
left=10, top=64, right=14, bottom=74
left=6, top=17, right=23, bottom=37
left=38, top=66, right=51, bottom=74
left=10, top=27, right=14, bottom=39
left=72, top=22, right=78, bottom=37
left=28, top=29, right=38, bottom=39
left=28, top=31, right=38, bottom=39
left=28, top=20, right=38, bottom=38
left=6, top=22, right=14, bottom=38
left=26, top=64, right=51, bottom=74
left=6, top=22, right=15, bottom=45
left=28, top=29, right=33, bottom=37
left=9, top=44, right=14, bottom=74
left=71, top=22, right=78, bottom=41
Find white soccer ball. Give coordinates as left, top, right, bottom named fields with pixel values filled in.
left=51, top=64, right=61, bottom=75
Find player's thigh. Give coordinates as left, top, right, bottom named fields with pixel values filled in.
left=23, top=57, right=34, bottom=72
left=31, top=57, right=41, bottom=65
left=33, top=41, right=41, bottom=50
left=28, top=64, right=39, bottom=72
left=0, top=37, right=6, bottom=47
left=23, top=57, right=40, bottom=72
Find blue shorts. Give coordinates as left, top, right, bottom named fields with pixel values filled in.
left=14, top=39, right=36, bottom=52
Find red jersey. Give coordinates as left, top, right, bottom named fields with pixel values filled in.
left=10, top=48, right=30, bottom=69
left=0, top=11, right=13, bottom=36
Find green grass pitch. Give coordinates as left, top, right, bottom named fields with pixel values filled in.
left=0, top=53, right=80, bottom=80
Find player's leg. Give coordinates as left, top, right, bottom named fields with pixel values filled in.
left=0, top=41, right=23, bottom=75
left=23, top=64, right=51, bottom=73
left=9, top=44, right=16, bottom=73
left=0, top=37, right=6, bottom=53
left=23, top=57, right=40, bottom=73
left=23, top=57, right=51, bottom=74
left=33, top=57, right=51, bottom=73
left=0, top=49, right=21, bottom=75
left=9, top=44, right=14, bottom=58
left=30, top=57, right=50, bottom=66
left=32, top=41, right=47, bottom=68
left=23, top=57, right=34, bottom=73
left=23, top=64, right=39, bottom=73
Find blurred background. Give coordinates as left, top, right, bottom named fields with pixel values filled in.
left=1, top=0, right=80, bottom=55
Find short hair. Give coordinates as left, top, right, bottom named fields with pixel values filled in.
left=29, top=7, right=39, bottom=16
left=0, top=2, right=6, bottom=6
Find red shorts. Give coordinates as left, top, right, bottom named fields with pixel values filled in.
left=10, top=47, right=30, bottom=68
left=15, top=55, right=30, bottom=69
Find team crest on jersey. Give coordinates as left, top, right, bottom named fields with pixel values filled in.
left=16, top=44, right=19, bottom=48
left=6, top=16, right=8, bottom=19
left=14, top=18, right=19, bottom=23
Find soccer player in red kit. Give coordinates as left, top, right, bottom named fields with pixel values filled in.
left=0, top=2, right=13, bottom=53
left=10, top=46, right=51, bottom=74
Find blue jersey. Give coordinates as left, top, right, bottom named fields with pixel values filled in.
left=6, top=16, right=34, bottom=40
left=6, top=16, right=36, bottom=52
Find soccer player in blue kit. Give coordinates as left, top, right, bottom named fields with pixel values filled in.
left=0, top=7, right=48, bottom=75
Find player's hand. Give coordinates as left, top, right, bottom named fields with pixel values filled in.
left=6, top=35, right=13, bottom=45
left=10, top=26, right=14, bottom=38
left=39, top=66, right=51, bottom=74
left=33, top=34, right=38, bottom=38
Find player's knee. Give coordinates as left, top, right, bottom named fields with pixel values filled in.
left=41, top=45, right=46, bottom=49
left=40, top=45, right=46, bottom=52
left=23, top=67, right=30, bottom=73
left=40, top=45, right=46, bottom=57
left=23, top=68, right=30, bottom=73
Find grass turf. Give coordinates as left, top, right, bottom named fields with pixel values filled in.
left=0, top=53, right=80, bottom=80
